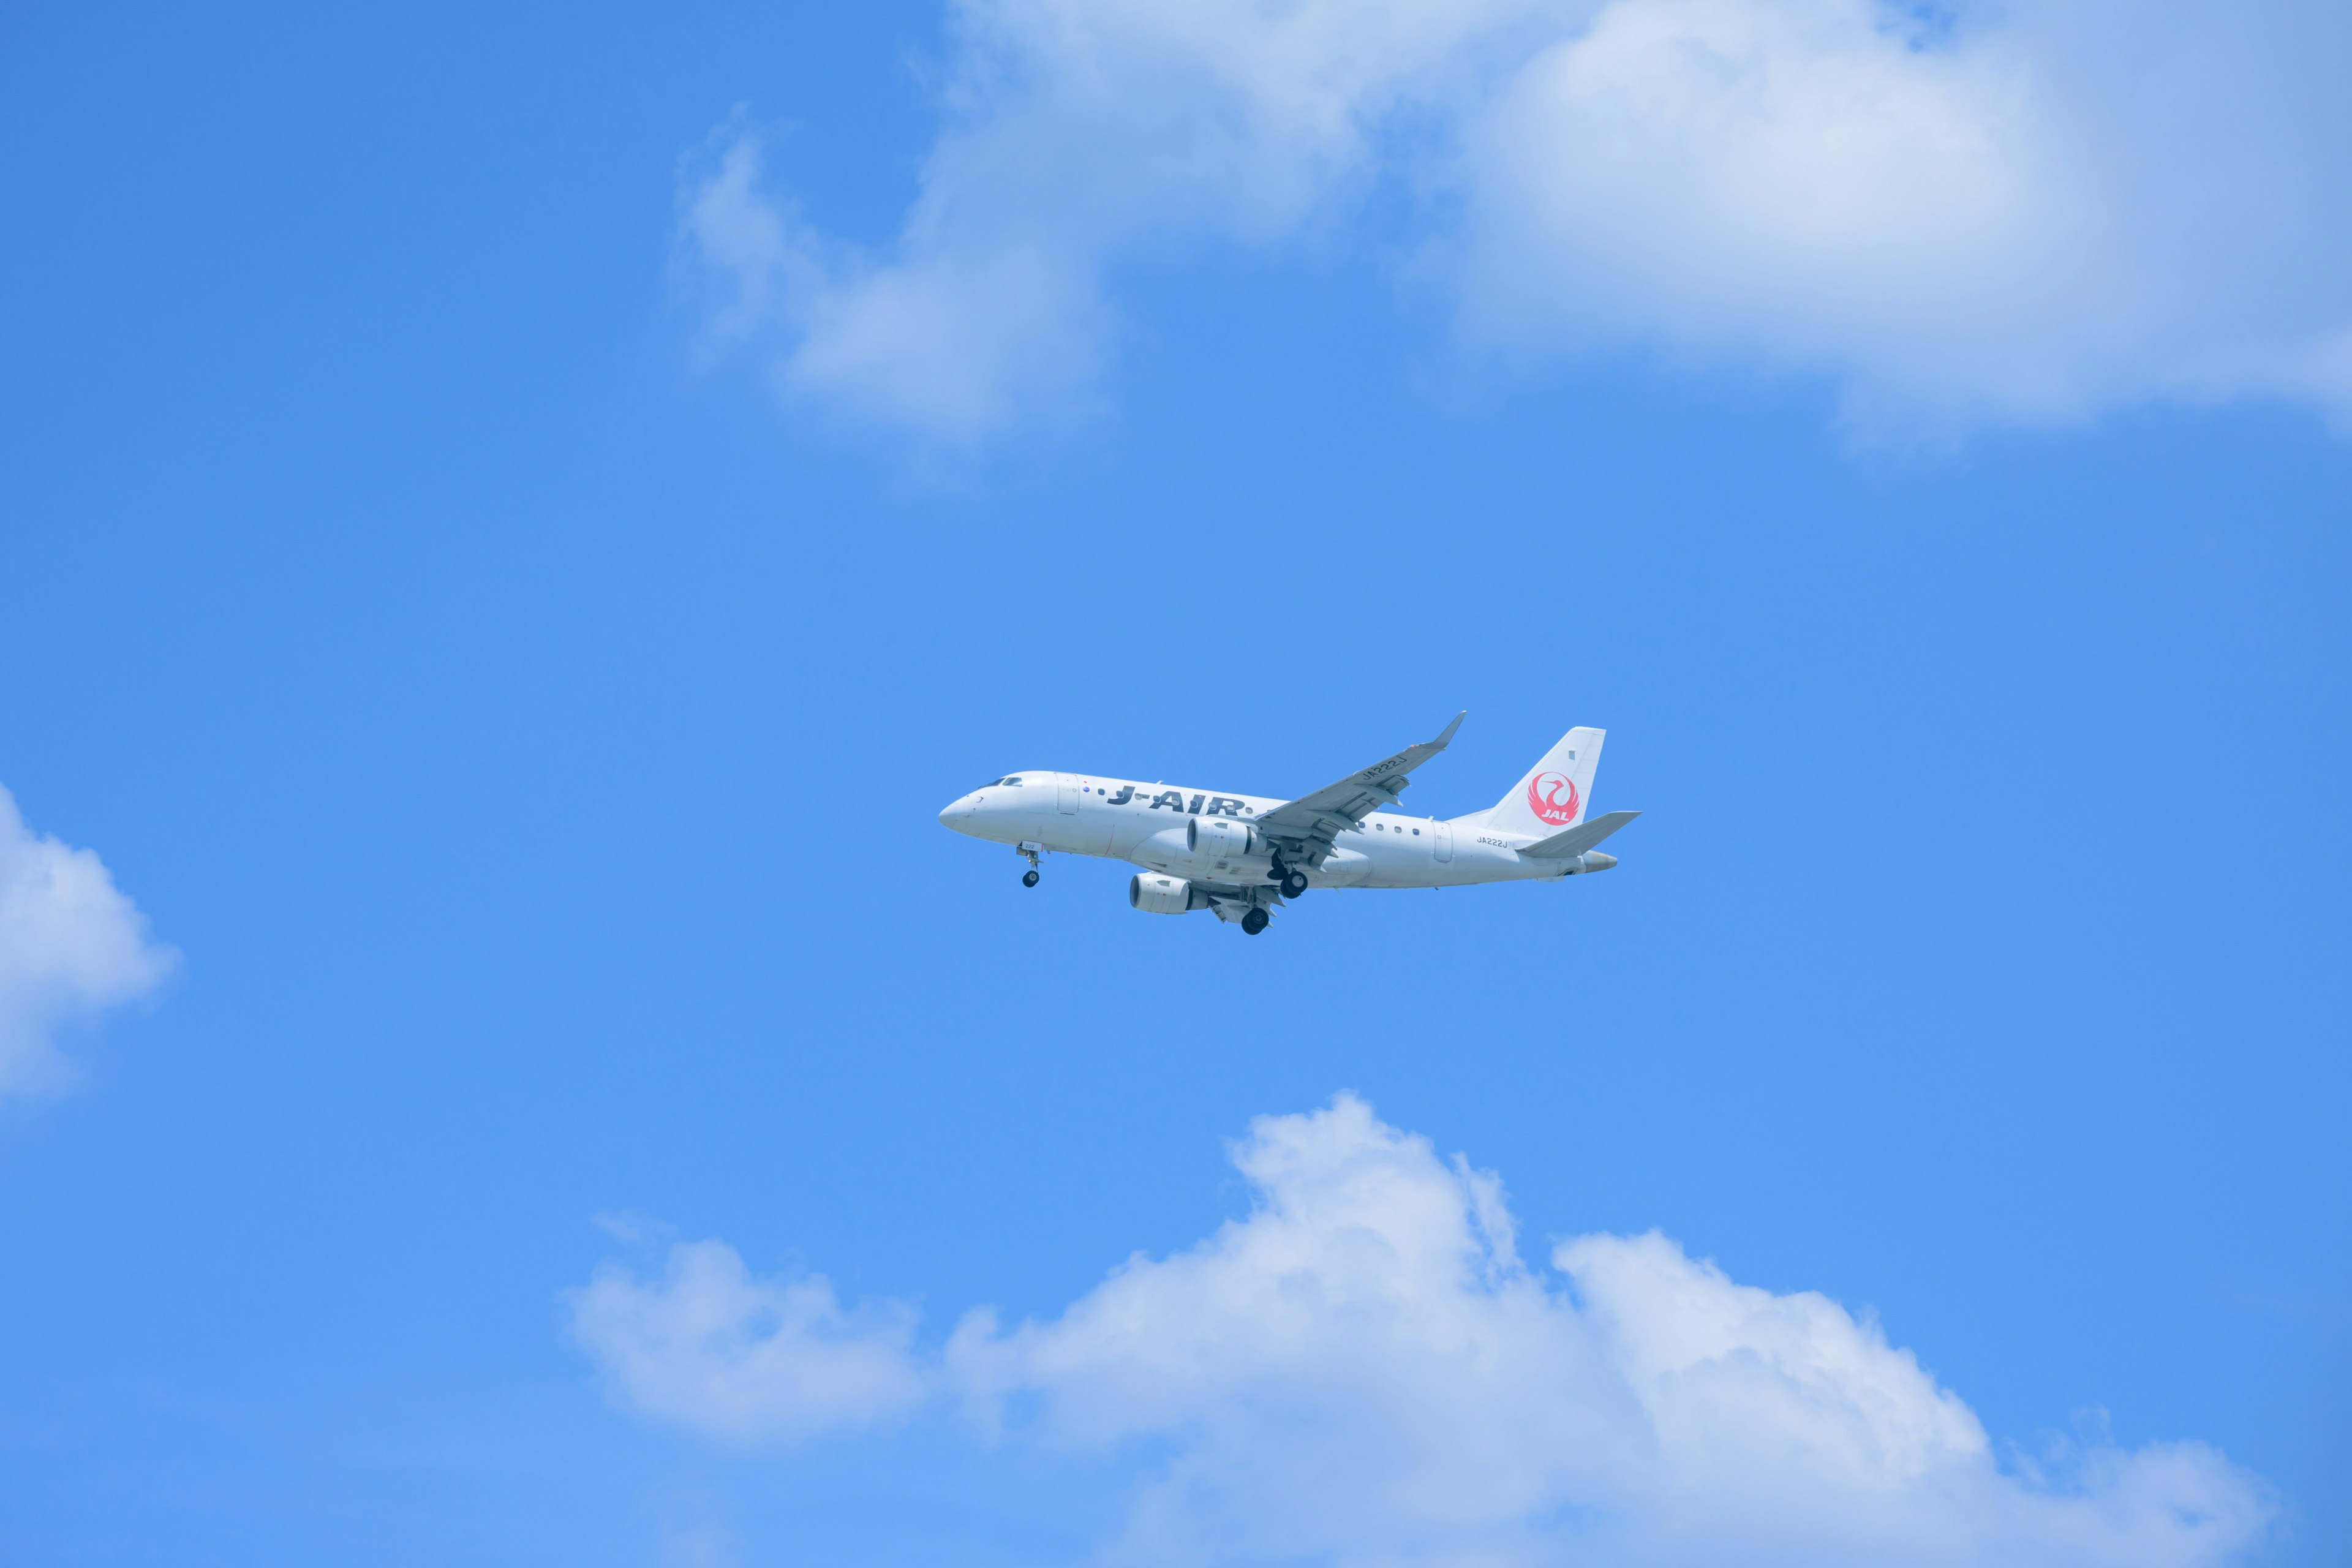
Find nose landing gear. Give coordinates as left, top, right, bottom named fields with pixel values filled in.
left=1017, top=843, right=1042, bottom=887
left=1022, top=869, right=1040, bottom=888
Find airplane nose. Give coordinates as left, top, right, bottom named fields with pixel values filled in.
left=938, top=795, right=976, bottom=830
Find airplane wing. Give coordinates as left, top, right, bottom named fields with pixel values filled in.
left=1517, top=809, right=1641, bottom=859
left=1253, top=712, right=1466, bottom=870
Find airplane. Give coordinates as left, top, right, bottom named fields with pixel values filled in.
left=935, top=714, right=1638, bottom=935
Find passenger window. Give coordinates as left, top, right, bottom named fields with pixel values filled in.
left=1412, top=828, right=1421, bottom=835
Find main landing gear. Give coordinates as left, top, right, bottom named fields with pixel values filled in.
left=1241, top=908, right=1270, bottom=935
left=1017, top=843, right=1042, bottom=888
left=1280, top=870, right=1308, bottom=899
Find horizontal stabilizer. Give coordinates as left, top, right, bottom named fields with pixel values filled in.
left=1518, top=810, right=1641, bottom=859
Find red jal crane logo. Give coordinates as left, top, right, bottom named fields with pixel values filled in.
left=1528, top=771, right=1580, bottom=827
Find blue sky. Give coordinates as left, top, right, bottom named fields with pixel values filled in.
left=1, top=2, right=2346, bottom=1564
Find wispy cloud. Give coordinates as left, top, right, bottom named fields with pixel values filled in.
left=572, top=1095, right=2275, bottom=1566
left=676, top=0, right=2352, bottom=444
left=675, top=123, right=1107, bottom=444
left=0, top=785, right=176, bottom=1100
left=571, top=1238, right=929, bottom=1442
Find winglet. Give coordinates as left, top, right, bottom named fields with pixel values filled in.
left=1433, top=710, right=1466, bottom=749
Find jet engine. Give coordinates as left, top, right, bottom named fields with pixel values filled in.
left=1130, top=873, right=1210, bottom=914
left=1186, top=817, right=1258, bottom=858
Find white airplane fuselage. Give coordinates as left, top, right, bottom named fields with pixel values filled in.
left=937, top=775, right=1598, bottom=891
left=938, top=720, right=1633, bottom=932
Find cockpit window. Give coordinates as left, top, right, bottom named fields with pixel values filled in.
left=974, top=778, right=1004, bottom=791
left=1001, top=775, right=1024, bottom=786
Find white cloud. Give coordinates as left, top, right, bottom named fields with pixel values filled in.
left=0, top=785, right=176, bottom=1099
left=570, top=1239, right=929, bottom=1442
left=679, top=0, right=2352, bottom=440
left=678, top=120, right=1110, bottom=443
left=573, top=1095, right=2275, bottom=1566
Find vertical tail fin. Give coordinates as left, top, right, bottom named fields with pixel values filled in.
left=1479, top=727, right=1605, bottom=837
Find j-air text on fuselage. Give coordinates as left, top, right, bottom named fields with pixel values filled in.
left=937, top=714, right=1641, bottom=935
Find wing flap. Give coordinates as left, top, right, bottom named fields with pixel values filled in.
left=1253, top=713, right=1466, bottom=867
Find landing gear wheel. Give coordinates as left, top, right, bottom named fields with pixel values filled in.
left=1241, top=908, right=1270, bottom=935
left=1022, top=869, right=1040, bottom=888
left=1280, top=872, right=1308, bottom=899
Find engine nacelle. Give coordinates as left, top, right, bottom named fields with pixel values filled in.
left=1186, top=816, right=1258, bottom=858
left=1130, top=873, right=1210, bottom=914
